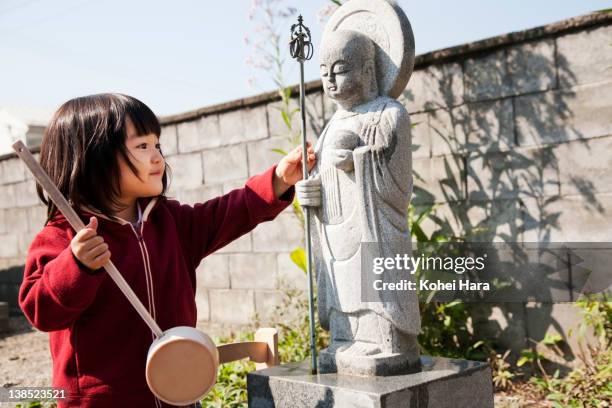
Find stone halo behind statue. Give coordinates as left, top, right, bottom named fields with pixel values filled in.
left=323, top=0, right=415, bottom=99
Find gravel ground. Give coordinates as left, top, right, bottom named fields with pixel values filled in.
left=0, top=317, right=52, bottom=389
left=0, top=317, right=243, bottom=392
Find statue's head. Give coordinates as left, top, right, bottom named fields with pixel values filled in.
left=319, top=30, right=378, bottom=109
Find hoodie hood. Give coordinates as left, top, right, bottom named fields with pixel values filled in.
left=46, top=196, right=161, bottom=228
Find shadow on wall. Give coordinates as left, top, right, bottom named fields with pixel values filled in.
left=396, top=36, right=604, bottom=367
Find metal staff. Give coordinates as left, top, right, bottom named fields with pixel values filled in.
left=289, top=15, right=317, bottom=374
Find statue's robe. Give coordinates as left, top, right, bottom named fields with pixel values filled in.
left=311, top=95, right=421, bottom=337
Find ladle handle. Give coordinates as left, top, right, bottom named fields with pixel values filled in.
left=13, top=140, right=163, bottom=337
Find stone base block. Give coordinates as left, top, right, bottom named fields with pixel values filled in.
left=247, top=356, right=493, bottom=408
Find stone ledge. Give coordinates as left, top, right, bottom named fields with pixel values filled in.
left=416, top=10, right=612, bottom=67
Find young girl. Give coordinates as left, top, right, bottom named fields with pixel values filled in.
left=18, top=93, right=315, bottom=407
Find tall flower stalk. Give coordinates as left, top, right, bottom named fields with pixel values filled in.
left=245, top=0, right=301, bottom=145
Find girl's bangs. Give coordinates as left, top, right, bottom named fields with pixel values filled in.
left=122, top=95, right=161, bottom=137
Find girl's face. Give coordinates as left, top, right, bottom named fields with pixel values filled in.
left=117, top=118, right=165, bottom=203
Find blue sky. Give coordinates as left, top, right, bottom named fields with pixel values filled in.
left=0, top=0, right=609, bottom=116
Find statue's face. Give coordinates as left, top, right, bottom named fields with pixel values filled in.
left=319, top=48, right=362, bottom=102
left=319, top=31, right=375, bottom=107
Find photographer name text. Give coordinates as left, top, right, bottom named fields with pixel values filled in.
left=373, top=279, right=490, bottom=291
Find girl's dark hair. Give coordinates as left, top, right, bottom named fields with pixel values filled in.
left=38, top=93, right=169, bottom=221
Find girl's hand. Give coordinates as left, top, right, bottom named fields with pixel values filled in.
left=71, top=217, right=111, bottom=271
left=274, top=143, right=316, bottom=197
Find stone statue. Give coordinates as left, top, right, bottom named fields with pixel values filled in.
left=296, top=0, right=421, bottom=376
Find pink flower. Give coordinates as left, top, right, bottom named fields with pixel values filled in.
left=278, top=6, right=297, bottom=18
left=248, top=76, right=259, bottom=88
left=244, top=0, right=296, bottom=88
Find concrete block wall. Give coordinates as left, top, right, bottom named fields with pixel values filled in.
left=0, top=155, right=46, bottom=270
left=0, top=13, right=610, bottom=355
left=404, top=17, right=612, bottom=247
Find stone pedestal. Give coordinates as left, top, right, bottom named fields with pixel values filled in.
left=247, top=356, right=493, bottom=408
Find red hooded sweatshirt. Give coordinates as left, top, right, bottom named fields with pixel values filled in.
left=19, top=166, right=293, bottom=407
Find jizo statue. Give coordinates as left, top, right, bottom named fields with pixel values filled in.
left=296, top=0, right=421, bottom=376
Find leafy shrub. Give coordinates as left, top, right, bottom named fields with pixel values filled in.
left=528, top=296, right=612, bottom=407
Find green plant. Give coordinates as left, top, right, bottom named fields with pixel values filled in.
left=200, top=288, right=329, bottom=407
left=15, top=402, right=56, bottom=408
left=517, top=347, right=549, bottom=377
left=530, top=348, right=612, bottom=407
left=200, top=331, right=254, bottom=408
left=408, top=204, right=483, bottom=360
left=201, top=359, right=252, bottom=408
left=418, top=300, right=472, bottom=358
left=486, top=347, right=515, bottom=391
left=525, top=296, right=612, bottom=407
left=273, top=287, right=329, bottom=364
left=575, top=295, right=612, bottom=350
left=201, top=253, right=330, bottom=407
